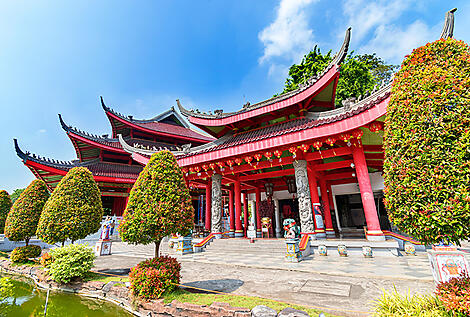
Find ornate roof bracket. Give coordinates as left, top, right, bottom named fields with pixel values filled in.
left=440, top=8, right=457, bottom=39
left=329, top=27, right=352, bottom=67
left=13, top=138, right=82, bottom=167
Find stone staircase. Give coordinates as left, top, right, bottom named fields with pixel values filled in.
left=204, top=238, right=286, bottom=256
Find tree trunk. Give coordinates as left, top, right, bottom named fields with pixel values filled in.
left=25, top=238, right=29, bottom=246
left=62, top=241, right=65, bottom=247
left=155, top=241, right=160, bottom=258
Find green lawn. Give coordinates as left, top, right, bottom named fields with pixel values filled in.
left=84, top=271, right=129, bottom=284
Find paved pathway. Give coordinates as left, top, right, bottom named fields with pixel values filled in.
left=92, top=241, right=453, bottom=316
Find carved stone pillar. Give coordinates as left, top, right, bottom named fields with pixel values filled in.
left=293, top=160, right=315, bottom=235
left=211, top=173, right=223, bottom=237
left=274, top=198, right=282, bottom=238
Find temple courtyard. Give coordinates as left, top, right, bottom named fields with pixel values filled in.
left=91, top=240, right=470, bottom=316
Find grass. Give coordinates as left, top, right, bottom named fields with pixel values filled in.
left=162, top=288, right=340, bottom=316
left=372, top=289, right=451, bottom=317
left=83, top=271, right=129, bottom=284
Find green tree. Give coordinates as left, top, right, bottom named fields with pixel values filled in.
left=384, top=38, right=470, bottom=245
left=119, top=151, right=194, bottom=257
left=9, top=188, right=25, bottom=204
left=4, top=180, right=49, bottom=245
left=280, top=48, right=396, bottom=107
left=0, top=190, right=12, bottom=234
left=36, top=167, right=103, bottom=245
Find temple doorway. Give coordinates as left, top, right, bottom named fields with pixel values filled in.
left=279, top=198, right=300, bottom=229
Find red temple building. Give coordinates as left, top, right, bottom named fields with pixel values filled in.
left=119, top=12, right=456, bottom=241
left=14, top=98, right=213, bottom=216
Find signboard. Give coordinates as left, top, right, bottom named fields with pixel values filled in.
left=247, top=230, right=256, bottom=239
left=428, top=250, right=469, bottom=283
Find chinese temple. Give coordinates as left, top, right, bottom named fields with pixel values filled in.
left=119, top=10, right=456, bottom=241
left=14, top=98, right=214, bottom=216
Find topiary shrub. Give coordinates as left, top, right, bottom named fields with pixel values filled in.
left=436, top=273, right=470, bottom=316
left=5, top=180, right=49, bottom=245
left=119, top=151, right=194, bottom=257
left=384, top=38, right=470, bottom=245
left=129, top=256, right=181, bottom=299
left=0, top=190, right=12, bottom=234
left=48, top=244, right=95, bottom=284
left=37, top=167, right=103, bottom=245
left=10, top=245, right=42, bottom=263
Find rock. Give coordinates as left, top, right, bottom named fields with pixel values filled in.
left=278, top=307, right=309, bottom=317
left=251, top=305, right=277, bottom=317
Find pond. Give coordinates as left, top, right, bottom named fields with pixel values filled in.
left=0, top=275, right=133, bottom=317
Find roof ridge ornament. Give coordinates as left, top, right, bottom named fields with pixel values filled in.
left=440, top=8, right=457, bottom=39
left=329, top=27, right=351, bottom=66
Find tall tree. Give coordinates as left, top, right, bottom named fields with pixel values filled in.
left=0, top=191, right=12, bottom=234
left=4, top=180, right=49, bottom=245
left=119, top=151, right=194, bottom=257
left=37, top=167, right=103, bottom=245
left=384, top=38, right=470, bottom=245
left=9, top=188, right=25, bottom=204
left=279, top=48, right=396, bottom=107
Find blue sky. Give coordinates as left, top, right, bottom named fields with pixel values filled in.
left=1, top=0, right=469, bottom=193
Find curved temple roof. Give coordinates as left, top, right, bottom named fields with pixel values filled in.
left=177, top=27, right=351, bottom=122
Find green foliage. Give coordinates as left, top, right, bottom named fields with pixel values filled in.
left=280, top=48, right=396, bottom=107
left=0, top=277, right=14, bottom=300
left=4, top=180, right=49, bottom=244
left=384, top=38, right=470, bottom=245
left=10, top=245, right=42, bottom=263
left=37, top=167, right=103, bottom=244
left=40, top=252, right=53, bottom=268
left=129, top=256, right=181, bottom=299
left=372, top=289, right=450, bottom=317
left=119, top=151, right=194, bottom=249
left=48, top=244, right=95, bottom=284
left=9, top=188, right=25, bottom=204
left=436, top=274, right=470, bottom=316
left=0, top=190, right=12, bottom=234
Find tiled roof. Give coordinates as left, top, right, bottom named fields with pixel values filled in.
left=100, top=98, right=214, bottom=142
left=177, top=28, right=351, bottom=120
left=14, top=139, right=142, bottom=180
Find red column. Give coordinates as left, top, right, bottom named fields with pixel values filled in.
left=255, top=187, right=262, bottom=237
left=205, top=181, right=211, bottom=231
left=319, top=178, right=334, bottom=236
left=234, top=179, right=243, bottom=237
left=352, top=143, right=384, bottom=240
left=307, top=165, right=325, bottom=237
left=243, top=193, right=249, bottom=237
left=229, top=187, right=235, bottom=237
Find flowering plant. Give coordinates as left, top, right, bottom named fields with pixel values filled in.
left=436, top=273, right=470, bottom=315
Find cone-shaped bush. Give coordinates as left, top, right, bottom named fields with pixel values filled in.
left=384, top=38, right=470, bottom=245
left=119, top=151, right=194, bottom=257
left=5, top=180, right=49, bottom=244
left=0, top=190, right=12, bottom=234
left=37, top=167, right=103, bottom=244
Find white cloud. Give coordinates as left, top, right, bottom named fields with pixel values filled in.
left=258, top=0, right=317, bottom=66
left=38, top=129, right=46, bottom=133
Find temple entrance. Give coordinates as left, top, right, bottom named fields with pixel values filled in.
left=279, top=198, right=300, bottom=230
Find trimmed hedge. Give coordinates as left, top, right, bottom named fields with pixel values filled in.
left=129, top=256, right=181, bottom=299
left=384, top=38, right=470, bottom=245
left=10, top=245, right=42, bottom=263
left=119, top=151, right=194, bottom=256
left=0, top=190, right=12, bottom=234
left=5, top=180, right=49, bottom=244
left=48, top=244, right=95, bottom=284
left=37, top=167, right=103, bottom=244
left=436, top=274, right=470, bottom=315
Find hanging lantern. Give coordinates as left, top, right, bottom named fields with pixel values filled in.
left=264, top=182, right=274, bottom=198
left=202, top=164, right=209, bottom=171
left=254, top=153, right=263, bottom=162
left=182, top=167, right=188, bottom=174
left=189, top=167, right=194, bottom=174
left=339, top=133, right=351, bottom=142
left=226, top=159, right=234, bottom=168
left=288, top=146, right=298, bottom=158
left=325, top=136, right=336, bottom=147
left=209, top=162, right=216, bottom=170
left=216, top=161, right=225, bottom=169
left=265, top=151, right=273, bottom=160
left=299, top=144, right=309, bottom=153
left=234, top=157, right=242, bottom=165
left=274, top=149, right=283, bottom=164
left=194, top=166, right=201, bottom=173
left=312, top=140, right=322, bottom=150
left=245, top=156, right=253, bottom=165
left=352, top=129, right=364, bottom=139
left=369, top=121, right=384, bottom=133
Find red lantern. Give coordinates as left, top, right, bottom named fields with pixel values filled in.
left=312, top=140, right=322, bottom=150
left=182, top=167, right=188, bottom=174
left=299, top=144, right=309, bottom=153
left=369, top=121, right=384, bottom=133
left=325, top=136, right=336, bottom=147
left=339, top=133, right=351, bottom=142
left=216, top=161, right=225, bottom=169
left=189, top=167, right=194, bottom=173
left=352, top=129, right=364, bottom=139
left=202, top=164, right=209, bottom=171
left=245, top=156, right=253, bottom=165
left=226, top=159, right=234, bottom=168
left=274, top=149, right=282, bottom=159
left=265, top=151, right=273, bottom=160
left=254, top=153, right=263, bottom=162
left=209, top=162, right=216, bottom=170
left=194, top=166, right=200, bottom=173
left=235, top=157, right=242, bottom=165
